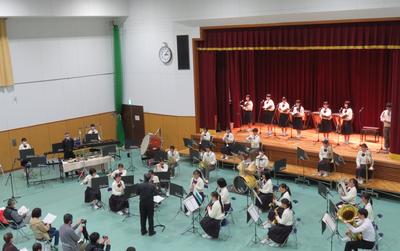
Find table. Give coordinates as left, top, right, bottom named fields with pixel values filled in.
left=360, top=126, right=380, bottom=143
left=62, top=156, right=112, bottom=173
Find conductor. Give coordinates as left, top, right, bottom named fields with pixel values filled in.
left=137, top=173, right=157, bottom=236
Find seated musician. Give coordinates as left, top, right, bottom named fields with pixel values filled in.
left=200, top=191, right=225, bottom=239
left=255, top=150, right=269, bottom=177
left=317, top=139, right=334, bottom=177
left=154, top=159, right=168, bottom=173
left=360, top=193, right=374, bottom=222
left=340, top=101, right=353, bottom=144
left=167, top=145, right=180, bottom=178
left=256, top=171, right=273, bottom=212
left=337, top=178, right=358, bottom=207
left=216, top=178, right=231, bottom=212
left=221, top=128, right=234, bottom=159
left=261, top=199, right=293, bottom=247
left=29, top=207, right=59, bottom=248
left=291, top=99, right=305, bottom=139
left=184, top=170, right=205, bottom=216
left=319, top=101, right=332, bottom=141
left=246, top=128, right=260, bottom=152
left=344, top=208, right=375, bottom=251
left=264, top=183, right=292, bottom=229
left=81, top=168, right=102, bottom=209
left=109, top=174, right=129, bottom=215
left=200, top=147, right=216, bottom=182
left=199, top=128, right=211, bottom=150
left=356, top=144, right=374, bottom=184
left=278, top=97, right=290, bottom=136
left=148, top=170, right=161, bottom=193
left=109, top=163, right=127, bottom=178
left=18, top=137, right=32, bottom=173
left=87, top=123, right=101, bottom=141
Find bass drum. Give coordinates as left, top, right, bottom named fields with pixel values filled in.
left=140, top=134, right=162, bottom=155
left=233, top=175, right=257, bottom=194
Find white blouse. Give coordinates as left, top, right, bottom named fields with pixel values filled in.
left=190, top=177, right=204, bottom=193
left=260, top=179, right=273, bottom=194
left=256, top=154, right=269, bottom=169
left=243, top=101, right=253, bottom=111
left=276, top=208, right=294, bottom=226
left=154, top=163, right=168, bottom=172
left=82, top=174, right=99, bottom=188
left=341, top=108, right=353, bottom=121
left=263, top=99, right=275, bottom=111
left=18, top=143, right=32, bottom=150
left=274, top=191, right=291, bottom=207
left=112, top=180, right=125, bottom=196
left=319, top=146, right=333, bottom=161
left=320, top=108, right=332, bottom=119
left=208, top=200, right=225, bottom=220
left=222, top=133, right=234, bottom=144
left=247, top=134, right=260, bottom=149
left=380, top=110, right=391, bottom=127
left=167, top=150, right=180, bottom=162
left=218, top=186, right=231, bottom=205
left=341, top=186, right=357, bottom=204
left=202, top=151, right=216, bottom=165
left=111, top=169, right=127, bottom=178
left=278, top=102, right=290, bottom=113
left=291, top=106, right=304, bottom=117
left=356, top=150, right=373, bottom=167
left=364, top=202, right=374, bottom=222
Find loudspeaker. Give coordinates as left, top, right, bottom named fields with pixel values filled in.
left=176, top=35, right=190, bottom=70
left=121, top=105, right=145, bottom=147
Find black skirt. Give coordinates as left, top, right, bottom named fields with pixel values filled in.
left=84, top=187, right=101, bottom=203
left=278, top=114, right=289, bottom=127
left=200, top=216, right=222, bottom=238
left=357, top=164, right=373, bottom=179
left=109, top=194, right=129, bottom=212
left=292, top=117, right=303, bottom=130
left=317, top=159, right=334, bottom=172
left=243, top=111, right=252, bottom=124
left=255, top=192, right=273, bottom=212
left=263, top=111, right=275, bottom=124
left=221, top=144, right=233, bottom=156
left=341, top=120, right=353, bottom=135
left=268, top=224, right=293, bottom=244
left=320, top=119, right=332, bottom=133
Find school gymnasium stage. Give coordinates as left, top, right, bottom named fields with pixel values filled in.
left=182, top=125, right=400, bottom=198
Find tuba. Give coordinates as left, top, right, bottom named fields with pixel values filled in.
left=337, top=204, right=362, bottom=241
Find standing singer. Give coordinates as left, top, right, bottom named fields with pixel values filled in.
left=241, top=94, right=253, bottom=130
left=291, top=99, right=305, bottom=139
left=319, top=101, right=332, bottom=141
left=340, top=101, right=353, bottom=144
left=278, top=97, right=290, bottom=136
left=380, top=103, right=391, bottom=153
left=262, top=94, right=275, bottom=136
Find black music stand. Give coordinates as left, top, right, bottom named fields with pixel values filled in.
left=318, top=182, right=333, bottom=213
left=123, top=184, right=139, bottom=221
left=92, top=176, right=109, bottom=189
left=154, top=151, right=167, bottom=162
left=272, top=158, right=287, bottom=185
left=19, top=148, right=35, bottom=160
left=154, top=172, right=170, bottom=194
left=29, top=156, right=47, bottom=186
left=85, top=133, right=99, bottom=143
left=183, top=138, right=197, bottom=149
left=231, top=143, right=249, bottom=156
left=189, top=148, right=201, bottom=164
left=102, top=145, right=117, bottom=157
left=170, top=183, right=185, bottom=218
left=121, top=175, right=134, bottom=186
left=52, top=143, right=64, bottom=153
left=295, top=147, right=310, bottom=185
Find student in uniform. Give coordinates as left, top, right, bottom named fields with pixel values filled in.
left=81, top=168, right=102, bottom=209
left=337, top=178, right=358, bottom=206
left=380, top=103, right=391, bottom=153
left=200, top=191, right=225, bottom=239
left=344, top=209, right=375, bottom=251
left=109, top=163, right=127, bottom=178
left=154, top=159, right=168, bottom=173
left=185, top=170, right=205, bottom=215
left=278, top=97, right=290, bottom=136
left=340, top=101, right=353, bottom=144
left=18, top=138, right=32, bottom=170
left=319, top=101, right=332, bottom=140
left=255, top=150, right=269, bottom=177
left=241, top=94, right=254, bottom=130
left=109, top=174, right=129, bottom=215
left=167, top=145, right=180, bottom=178
left=264, top=183, right=292, bottom=228
left=87, top=124, right=101, bottom=141
left=216, top=178, right=231, bottom=212
left=261, top=199, right=294, bottom=247
left=246, top=128, right=261, bottom=152
left=262, top=94, right=275, bottom=136
left=360, top=193, right=374, bottom=222
left=317, top=139, right=334, bottom=177
left=199, top=128, right=211, bottom=150
left=221, top=128, right=234, bottom=159
left=256, top=171, right=274, bottom=212
left=356, top=144, right=374, bottom=184
left=291, top=99, right=305, bottom=139
left=201, top=147, right=216, bottom=182
left=148, top=170, right=161, bottom=193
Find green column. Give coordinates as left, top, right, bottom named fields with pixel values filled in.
left=113, top=24, right=125, bottom=146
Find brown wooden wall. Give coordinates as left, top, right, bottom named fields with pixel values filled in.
left=0, top=112, right=116, bottom=171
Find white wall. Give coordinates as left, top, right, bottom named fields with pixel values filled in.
left=122, top=0, right=400, bottom=117
left=0, top=17, right=115, bottom=131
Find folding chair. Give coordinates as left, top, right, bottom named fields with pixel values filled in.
left=7, top=219, right=30, bottom=242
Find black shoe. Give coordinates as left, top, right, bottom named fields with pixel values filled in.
left=149, top=231, right=156, bottom=236
left=141, top=231, right=148, bottom=236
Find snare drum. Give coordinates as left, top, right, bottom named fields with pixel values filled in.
left=233, top=175, right=257, bottom=194
left=140, top=134, right=162, bottom=155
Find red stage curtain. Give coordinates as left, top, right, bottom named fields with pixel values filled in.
left=197, top=21, right=400, bottom=154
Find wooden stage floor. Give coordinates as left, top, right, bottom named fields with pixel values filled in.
left=183, top=125, right=400, bottom=197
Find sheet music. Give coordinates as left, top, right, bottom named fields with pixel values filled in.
left=247, top=204, right=260, bottom=222
left=43, top=213, right=57, bottom=225
left=153, top=195, right=165, bottom=204
left=183, top=195, right=199, bottom=213
left=18, top=206, right=29, bottom=215
left=322, top=213, right=336, bottom=232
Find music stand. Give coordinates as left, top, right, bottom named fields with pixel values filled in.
left=318, top=182, right=333, bottom=213
left=272, top=158, right=287, bottom=185
left=121, top=175, right=134, bottom=186
left=102, top=145, right=117, bottom=157
left=183, top=138, right=197, bottom=149
left=29, top=156, right=47, bottom=186
left=19, top=148, right=35, bottom=160
left=85, top=133, right=99, bottom=143
left=52, top=143, right=64, bottom=153
left=169, top=183, right=185, bottom=218
left=189, top=148, right=201, bottom=164
left=199, top=140, right=211, bottom=150
left=295, top=147, right=310, bottom=185
left=321, top=212, right=338, bottom=251
left=231, top=143, right=249, bottom=155
left=154, top=151, right=167, bottom=162
left=247, top=204, right=261, bottom=245
left=154, top=172, right=170, bottom=193
left=91, top=176, right=109, bottom=190
left=181, top=195, right=200, bottom=235
left=123, top=184, right=139, bottom=221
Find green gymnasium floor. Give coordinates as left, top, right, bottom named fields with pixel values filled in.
left=0, top=150, right=399, bottom=251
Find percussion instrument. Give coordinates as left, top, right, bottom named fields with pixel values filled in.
left=233, top=175, right=257, bottom=194
left=140, top=133, right=162, bottom=155
left=237, top=161, right=257, bottom=176
left=311, top=111, right=322, bottom=130
left=332, top=113, right=342, bottom=133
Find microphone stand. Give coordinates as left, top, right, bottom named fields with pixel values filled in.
left=238, top=101, right=245, bottom=133
left=4, top=158, right=21, bottom=202
left=358, top=107, right=364, bottom=146
left=258, top=100, right=264, bottom=135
